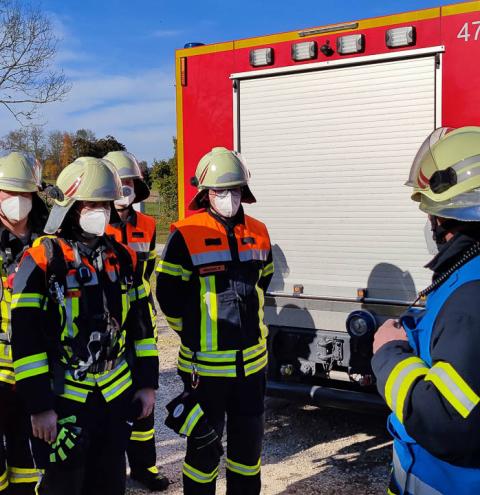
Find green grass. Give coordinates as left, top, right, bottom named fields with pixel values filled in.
left=143, top=201, right=173, bottom=244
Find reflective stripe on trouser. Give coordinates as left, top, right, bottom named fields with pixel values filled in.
left=182, top=371, right=265, bottom=495
left=225, top=414, right=263, bottom=495
left=0, top=387, right=39, bottom=495
left=127, top=408, right=157, bottom=472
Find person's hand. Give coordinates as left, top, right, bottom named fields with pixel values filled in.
left=31, top=409, right=58, bottom=443
left=133, top=388, right=155, bottom=419
left=373, top=319, right=408, bottom=354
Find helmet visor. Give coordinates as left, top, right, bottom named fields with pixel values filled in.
left=406, top=127, right=453, bottom=187
left=420, top=188, right=480, bottom=221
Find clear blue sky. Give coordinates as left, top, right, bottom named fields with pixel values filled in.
left=7, top=0, right=456, bottom=164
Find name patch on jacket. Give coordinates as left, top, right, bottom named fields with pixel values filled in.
left=132, top=232, right=144, bottom=238
left=205, top=238, right=222, bottom=246
left=199, top=264, right=226, bottom=275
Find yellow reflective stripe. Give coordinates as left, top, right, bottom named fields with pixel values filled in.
left=148, top=250, right=157, bottom=261
left=262, top=261, right=274, bottom=277
left=130, top=429, right=155, bottom=442
left=13, top=353, right=49, bottom=381
left=128, top=284, right=147, bottom=302
left=166, top=315, right=183, bottom=332
left=134, top=338, right=157, bottom=357
left=226, top=457, right=261, bottom=476
left=8, top=467, right=42, bottom=484
left=245, top=354, right=268, bottom=377
left=182, top=462, right=218, bottom=483
left=178, top=341, right=268, bottom=377
left=255, top=271, right=269, bottom=340
left=425, top=361, right=480, bottom=418
left=156, top=260, right=192, bottom=281
left=60, top=383, right=89, bottom=403
left=179, top=404, right=204, bottom=436
left=101, top=369, right=132, bottom=402
left=180, top=344, right=236, bottom=363
left=11, top=293, right=45, bottom=309
left=0, top=469, right=8, bottom=491
left=200, top=276, right=217, bottom=351
left=178, top=356, right=237, bottom=377
left=121, top=291, right=129, bottom=325
left=95, top=360, right=129, bottom=386
left=385, top=357, right=429, bottom=424
left=147, top=466, right=159, bottom=474
left=243, top=340, right=267, bottom=361
left=0, top=371, right=15, bottom=385
left=0, top=286, right=10, bottom=334
left=179, top=341, right=267, bottom=364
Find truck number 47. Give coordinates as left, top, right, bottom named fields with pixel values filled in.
left=457, top=21, right=480, bottom=41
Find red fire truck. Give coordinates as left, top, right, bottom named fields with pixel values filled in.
left=175, top=1, right=480, bottom=411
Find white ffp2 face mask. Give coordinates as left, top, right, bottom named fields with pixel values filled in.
left=210, top=190, right=242, bottom=218
left=79, top=207, right=110, bottom=236
left=1, top=195, right=32, bottom=222
left=424, top=219, right=439, bottom=256
left=114, top=185, right=135, bottom=209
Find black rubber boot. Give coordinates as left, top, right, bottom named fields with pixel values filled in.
left=130, top=468, right=170, bottom=492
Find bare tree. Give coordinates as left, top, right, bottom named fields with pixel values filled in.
left=0, top=1, right=70, bottom=122
left=47, top=129, right=63, bottom=165
left=0, top=124, right=46, bottom=159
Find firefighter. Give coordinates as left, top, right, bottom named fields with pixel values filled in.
left=372, top=126, right=480, bottom=495
left=156, top=147, right=274, bottom=495
left=10, top=156, right=159, bottom=495
left=0, top=152, right=47, bottom=494
left=104, top=150, right=168, bottom=492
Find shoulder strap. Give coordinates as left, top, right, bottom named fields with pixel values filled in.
left=103, top=235, right=134, bottom=281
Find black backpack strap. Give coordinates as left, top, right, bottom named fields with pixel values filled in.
left=103, top=235, right=134, bottom=284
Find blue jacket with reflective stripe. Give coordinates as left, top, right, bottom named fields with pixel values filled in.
left=389, top=254, right=480, bottom=495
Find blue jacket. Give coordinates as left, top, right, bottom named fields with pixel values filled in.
left=372, top=234, right=480, bottom=495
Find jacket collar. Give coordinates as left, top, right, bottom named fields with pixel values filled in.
left=427, top=232, right=480, bottom=277
left=207, top=206, right=245, bottom=230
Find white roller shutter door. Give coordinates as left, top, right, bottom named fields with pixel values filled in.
left=238, top=56, right=436, bottom=302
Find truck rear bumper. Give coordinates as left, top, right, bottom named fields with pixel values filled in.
left=266, top=380, right=387, bottom=414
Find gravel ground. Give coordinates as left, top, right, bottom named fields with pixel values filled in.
left=126, top=314, right=392, bottom=495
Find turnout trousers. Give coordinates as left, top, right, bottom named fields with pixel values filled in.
left=32, top=388, right=133, bottom=495
left=0, top=387, right=40, bottom=495
left=181, top=370, right=266, bottom=495
left=127, top=407, right=157, bottom=473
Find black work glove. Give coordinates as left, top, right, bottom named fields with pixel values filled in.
left=165, top=391, right=224, bottom=456
left=49, top=416, right=87, bottom=467
left=165, top=392, right=202, bottom=436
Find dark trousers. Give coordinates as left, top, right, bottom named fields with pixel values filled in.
left=181, top=371, right=266, bottom=495
left=126, top=407, right=157, bottom=472
left=0, top=387, right=39, bottom=495
left=32, top=388, right=133, bottom=495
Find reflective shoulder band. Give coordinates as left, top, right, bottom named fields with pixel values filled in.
left=385, top=356, right=429, bottom=423
left=425, top=361, right=480, bottom=418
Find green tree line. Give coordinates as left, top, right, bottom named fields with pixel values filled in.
left=0, top=127, right=179, bottom=227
